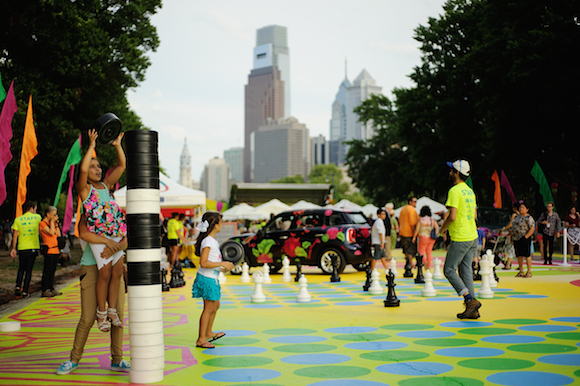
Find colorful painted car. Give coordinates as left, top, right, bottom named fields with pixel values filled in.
left=229, top=209, right=372, bottom=274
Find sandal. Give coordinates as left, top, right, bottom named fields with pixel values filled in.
left=515, top=272, right=525, bottom=277
left=108, top=308, right=123, bottom=328
left=96, top=309, right=111, bottom=332
left=196, top=341, right=215, bottom=349
left=525, top=272, right=532, bottom=278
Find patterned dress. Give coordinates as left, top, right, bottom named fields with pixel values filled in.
left=82, top=183, right=126, bottom=238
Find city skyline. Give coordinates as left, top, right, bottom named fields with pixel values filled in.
left=127, top=0, right=448, bottom=182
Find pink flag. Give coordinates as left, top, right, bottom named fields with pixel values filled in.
left=500, top=170, right=517, bottom=204
left=0, top=81, right=17, bottom=206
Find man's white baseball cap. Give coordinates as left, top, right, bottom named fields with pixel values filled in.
left=446, top=159, right=471, bottom=176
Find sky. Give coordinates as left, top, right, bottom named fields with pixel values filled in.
left=127, top=0, right=448, bottom=183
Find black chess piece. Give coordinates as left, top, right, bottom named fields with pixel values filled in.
left=330, top=255, right=341, bottom=282
left=169, top=267, right=179, bottom=288
left=414, top=253, right=425, bottom=284
left=161, top=268, right=170, bottom=292
left=295, top=261, right=302, bottom=282
left=363, top=263, right=372, bottom=291
left=384, top=270, right=400, bottom=307
left=473, top=261, right=482, bottom=281
left=403, top=256, right=414, bottom=277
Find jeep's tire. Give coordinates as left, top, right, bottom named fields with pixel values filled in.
left=319, top=248, right=346, bottom=274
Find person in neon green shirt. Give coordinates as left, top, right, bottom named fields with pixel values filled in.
left=10, top=200, right=42, bottom=298
left=440, top=159, right=481, bottom=320
left=167, top=212, right=186, bottom=266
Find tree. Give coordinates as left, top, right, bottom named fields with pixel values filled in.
left=270, top=175, right=305, bottom=184
left=347, top=0, right=580, bottom=211
left=0, top=0, right=161, bottom=218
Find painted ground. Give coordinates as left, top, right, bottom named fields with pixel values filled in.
left=1, top=250, right=580, bottom=386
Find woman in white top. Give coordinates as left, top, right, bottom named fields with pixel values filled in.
left=191, top=212, right=234, bottom=349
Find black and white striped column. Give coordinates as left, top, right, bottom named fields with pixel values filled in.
left=125, top=130, right=164, bottom=384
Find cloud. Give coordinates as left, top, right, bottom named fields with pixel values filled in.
left=206, top=9, right=253, bottom=41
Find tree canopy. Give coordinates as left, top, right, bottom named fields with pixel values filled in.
left=346, top=0, right=580, bottom=213
left=0, top=0, right=161, bottom=218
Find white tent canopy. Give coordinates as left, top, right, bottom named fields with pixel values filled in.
left=113, top=173, right=206, bottom=208
left=361, top=203, right=379, bottom=218
left=394, top=196, right=448, bottom=220
left=254, top=199, right=291, bottom=219
left=222, top=203, right=262, bottom=221
left=290, top=200, right=322, bottom=210
left=332, top=199, right=363, bottom=212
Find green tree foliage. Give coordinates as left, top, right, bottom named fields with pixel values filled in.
left=269, top=175, right=305, bottom=184
left=0, top=0, right=161, bottom=218
left=346, top=0, right=580, bottom=211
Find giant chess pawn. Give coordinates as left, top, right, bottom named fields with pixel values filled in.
left=433, top=258, right=444, bottom=279
left=486, top=250, right=498, bottom=288
left=363, top=263, right=372, bottom=291
left=384, top=270, right=400, bottom=307
left=251, top=271, right=266, bottom=303
left=296, top=275, right=311, bottom=303
left=414, top=253, right=425, bottom=284
left=161, top=267, right=170, bottom=292
left=281, top=256, right=292, bottom=282
left=295, top=262, right=302, bottom=282
left=330, top=255, right=341, bottom=283
left=477, top=254, right=494, bottom=299
left=262, top=263, right=272, bottom=284
left=240, top=262, right=251, bottom=283
left=403, top=256, right=414, bottom=277
left=218, top=270, right=227, bottom=285
left=389, top=257, right=399, bottom=277
left=369, top=269, right=384, bottom=295
left=421, top=269, right=437, bottom=297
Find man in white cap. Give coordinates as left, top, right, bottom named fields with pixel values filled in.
left=439, top=159, right=481, bottom=319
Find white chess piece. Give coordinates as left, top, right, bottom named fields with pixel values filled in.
left=433, top=258, right=444, bottom=279
left=389, top=258, right=399, bottom=277
left=218, top=270, right=226, bottom=284
left=369, top=269, right=384, bottom=295
left=296, top=275, right=311, bottom=303
left=486, top=250, right=498, bottom=288
left=281, top=256, right=292, bottom=282
left=262, top=263, right=272, bottom=284
left=240, top=262, right=251, bottom=283
left=421, top=269, right=437, bottom=297
left=478, top=254, right=494, bottom=298
left=251, top=271, right=266, bottom=303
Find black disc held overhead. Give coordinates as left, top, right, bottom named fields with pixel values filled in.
left=93, top=113, right=122, bottom=145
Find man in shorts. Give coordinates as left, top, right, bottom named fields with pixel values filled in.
left=399, top=196, right=418, bottom=265
left=371, top=208, right=387, bottom=271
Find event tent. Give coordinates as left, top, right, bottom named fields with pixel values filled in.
left=254, top=199, right=291, bottom=218
left=222, top=203, right=262, bottom=221
left=113, top=173, right=206, bottom=217
left=290, top=200, right=322, bottom=210
left=394, top=196, right=447, bottom=220
left=332, top=199, right=363, bottom=211
left=361, top=203, right=379, bottom=218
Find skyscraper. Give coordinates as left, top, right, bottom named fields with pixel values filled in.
left=179, top=138, right=192, bottom=188
left=201, top=157, right=230, bottom=202
left=224, top=147, right=243, bottom=182
left=244, top=25, right=290, bottom=182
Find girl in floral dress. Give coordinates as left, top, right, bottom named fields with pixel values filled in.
left=76, top=129, right=126, bottom=332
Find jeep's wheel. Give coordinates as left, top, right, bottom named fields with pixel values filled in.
left=319, top=248, right=346, bottom=274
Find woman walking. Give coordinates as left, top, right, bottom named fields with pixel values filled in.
left=513, top=203, right=535, bottom=278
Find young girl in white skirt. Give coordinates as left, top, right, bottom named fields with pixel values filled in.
left=192, top=212, right=234, bottom=348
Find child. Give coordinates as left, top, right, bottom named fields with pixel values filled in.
left=191, top=212, right=234, bottom=349
left=76, top=128, right=126, bottom=332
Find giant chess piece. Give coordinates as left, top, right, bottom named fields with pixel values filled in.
left=295, top=262, right=303, bottom=282
left=477, top=253, right=494, bottom=298
left=176, top=260, right=186, bottom=287
left=262, top=263, right=272, bottom=284
left=421, top=269, right=437, bottom=297
left=363, top=263, right=372, bottom=291
left=389, top=257, right=399, bottom=277
left=296, top=274, right=312, bottom=303
left=369, top=269, right=384, bottom=295
left=403, top=256, right=414, bottom=277
left=240, top=262, right=251, bottom=283
left=218, top=270, right=227, bottom=285
left=433, top=258, right=444, bottom=279
left=488, top=249, right=500, bottom=285
left=384, top=270, right=400, bottom=307
left=251, top=271, right=266, bottom=303
left=414, top=253, right=425, bottom=284
left=169, top=261, right=183, bottom=288
left=161, top=267, right=170, bottom=292
left=281, top=256, right=292, bottom=282
left=330, top=255, right=341, bottom=282
left=473, top=260, right=482, bottom=281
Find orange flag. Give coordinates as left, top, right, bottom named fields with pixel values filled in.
left=490, top=170, right=502, bottom=209
left=15, top=95, right=38, bottom=217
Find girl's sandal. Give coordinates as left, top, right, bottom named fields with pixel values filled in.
left=96, top=309, right=111, bottom=332
left=108, top=308, right=123, bottom=328
left=515, top=272, right=525, bottom=277
left=525, top=272, right=533, bottom=278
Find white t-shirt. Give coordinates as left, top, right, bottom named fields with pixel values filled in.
left=197, top=236, right=222, bottom=279
left=371, top=218, right=386, bottom=245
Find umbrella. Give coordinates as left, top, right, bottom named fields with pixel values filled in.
left=254, top=199, right=291, bottom=218
left=290, top=200, right=322, bottom=210
left=222, top=203, right=262, bottom=221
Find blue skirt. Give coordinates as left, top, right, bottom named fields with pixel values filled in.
left=191, top=273, right=221, bottom=301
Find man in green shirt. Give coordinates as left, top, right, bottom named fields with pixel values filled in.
left=10, top=200, right=42, bottom=298
left=440, top=160, right=481, bottom=319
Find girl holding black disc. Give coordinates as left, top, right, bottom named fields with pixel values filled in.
left=191, top=212, right=234, bottom=348
left=76, top=129, right=127, bottom=332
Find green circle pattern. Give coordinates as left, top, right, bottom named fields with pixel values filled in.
left=507, top=344, right=578, bottom=353
left=458, top=358, right=535, bottom=370
left=414, top=338, right=478, bottom=347
left=272, top=344, right=337, bottom=353
left=263, top=328, right=317, bottom=335
left=493, top=319, right=547, bottom=325
left=202, top=356, right=273, bottom=368
left=215, top=337, right=260, bottom=346
left=458, top=328, right=517, bottom=335
left=546, top=332, right=580, bottom=340
left=380, top=324, right=434, bottom=331
left=294, top=365, right=371, bottom=378
left=360, top=350, right=429, bottom=362
left=399, top=377, right=484, bottom=386
left=332, top=333, right=391, bottom=342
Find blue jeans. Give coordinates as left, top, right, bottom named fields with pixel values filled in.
left=444, top=239, right=478, bottom=298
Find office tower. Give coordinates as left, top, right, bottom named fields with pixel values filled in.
left=224, top=147, right=243, bottom=182
left=311, top=135, right=330, bottom=166
left=179, top=138, right=193, bottom=188
left=201, top=157, right=230, bottom=202
left=251, top=117, right=311, bottom=183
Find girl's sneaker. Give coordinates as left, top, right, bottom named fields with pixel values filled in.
left=111, top=359, right=130, bottom=372
left=57, top=360, right=78, bottom=375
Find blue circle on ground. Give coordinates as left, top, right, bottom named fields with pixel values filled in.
left=203, top=368, right=281, bottom=382
left=493, top=288, right=515, bottom=292
left=281, top=353, right=351, bottom=365
left=335, top=301, right=374, bottom=306
left=400, top=291, right=422, bottom=295
left=486, top=371, right=574, bottom=386
left=376, top=361, right=453, bottom=376
left=202, top=346, right=267, bottom=356
left=269, top=335, right=327, bottom=344
left=481, top=335, right=545, bottom=344
left=318, top=294, right=354, bottom=298
left=435, top=347, right=504, bottom=357
left=345, top=341, right=407, bottom=350
left=550, top=317, right=580, bottom=323
left=518, top=325, right=577, bottom=332
left=283, top=299, right=322, bottom=303
left=538, top=354, right=580, bottom=366
left=507, top=294, right=548, bottom=299
left=220, top=330, right=257, bottom=337
left=440, top=321, right=494, bottom=328
left=243, top=304, right=283, bottom=309
left=307, top=380, right=389, bottom=386
left=397, top=331, right=455, bottom=338
left=325, top=327, right=378, bottom=334
left=426, top=297, right=464, bottom=302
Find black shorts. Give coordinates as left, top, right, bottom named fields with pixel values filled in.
left=168, top=239, right=178, bottom=247
left=400, top=236, right=416, bottom=256
left=514, top=237, right=531, bottom=257
left=372, top=245, right=385, bottom=260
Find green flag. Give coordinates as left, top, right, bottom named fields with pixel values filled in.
left=530, top=161, right=555, bottom=209
left=466, top=175, right=473, bottom=189
left=0, top=72, right=6, bottom=103
left=54, top=137, right=82, bottom=206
